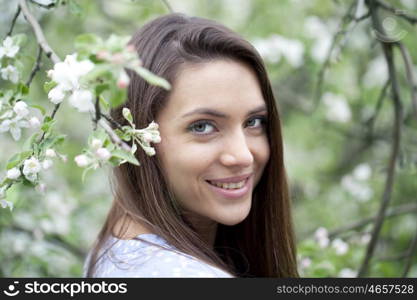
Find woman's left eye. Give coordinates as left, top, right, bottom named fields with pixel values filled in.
left=246, top=116, right=266, bottom=128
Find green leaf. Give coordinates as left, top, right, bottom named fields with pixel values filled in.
left=41, top=117, right=56, bottom=132
left=112, top=149, right=140, bottom=166
left=133, top=66, right=171, bottom=90
left=6, top=151, right=33, bottom=170
left=75, top=33, right=102, bottom=51
left=95, top=83, right=109, bottom=96
left=98, top=95, right=109, bottom=111
left=30, top=104, right=46, bottom=115
left=23, top=132, right=40, bottom=151
left=107, top=86, right=127, bottom=108
left=44, top=81, right=57, bottom=93
left=17, top=83, right=29, bottom=96
left=11, top=33, right=27, bottom=47
left=68, top=0, right=83, bottom=16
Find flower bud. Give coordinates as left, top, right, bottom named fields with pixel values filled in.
left=96, top=148, right=111, bottom=161
left=29, top=117, right=41, bottom=129
left=74, top=154, right=90, bottom=167
left=91, top=139, right=103, bottom=150
left=7, top=167, right=21, bottom=180
left=117, top=71, right=130, bottom=89
left=45, top=148, right=56, bottom=158
left=42, top=159, right=53, bottom=170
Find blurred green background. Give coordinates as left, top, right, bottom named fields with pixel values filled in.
left=0, top=0, right=416, bottom=277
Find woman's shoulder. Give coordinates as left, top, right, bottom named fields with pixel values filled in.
left=89, top=233, right=233, bottom=278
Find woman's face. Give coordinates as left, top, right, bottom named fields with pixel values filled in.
left=155, top=59, right=270, bottom=227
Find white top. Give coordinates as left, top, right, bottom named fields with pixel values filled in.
left=84, top=233, right=233, bottom=278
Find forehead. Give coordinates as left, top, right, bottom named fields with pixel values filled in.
left=160, top=59, right=265, bottom=119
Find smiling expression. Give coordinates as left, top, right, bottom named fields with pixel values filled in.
left=155, top=59, right=270, bottom=229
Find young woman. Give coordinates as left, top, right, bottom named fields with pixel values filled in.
left=84, top=13, right=298, bottom=278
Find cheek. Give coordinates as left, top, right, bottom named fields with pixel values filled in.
left=155, top=135, right=216, bottom=187
left=254, top=135, right=270, bottom=167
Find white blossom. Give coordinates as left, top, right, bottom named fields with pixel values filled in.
left=0, top=117, right=30, bottom=141
left=42, top=159, right=53, bottom=170
left=322, top=92, right=352, bottom=123
left=95, top=148, right=111, bottom=161
left=143, top=145, right=156, bottom=156
left=332, top=238, right=349, bottom=255
left=1, top=65, right=19, bottom=83
left=68, top=89, right=94, bottom=112
left=338, top=268, right=357, bottom=278
left=0, top=199, right=13, bottom=210
left=23, top=156, right=42, bottom=177
left=0, top=36, right=19, bottom=59
left=353, top=163, right=372, bottom=181
left=91, top=139, right=103, bottom=150
left=253, top=34, right=304, bottom=67
left=13, top=101, right=29, bottom=118
left=117, top=70, right=130, bottom=88
left=74, top=154, right=90, bottom=167
left=45, top=149, right=56, bottom=158
left=7, top=167, right=21, bottom=180
left=48, top=86, right=66, bottom=104
left=47, top=54, right=94, bottom=92
left=29, top=117, right=41, bottom=129
left=341, top=175, right=373, bottom=202
left=300, top=257, right=312, bottom=269
left=314, top=227, right=329, bottom=248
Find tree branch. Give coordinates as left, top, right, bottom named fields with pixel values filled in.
left=402, top=221, right=417, bottom=277
left=18, top=0, right=60, bottom=64
left=376, top=0, right=417, bottom=25
left=28, top=0, right=56, bottom=9
left=98, top=119, right=131, bottom=152
left=397, top=42, right=417, bottom=120
left=358, top=0, right=404, bottom=277
left=6, top=6, right=21, bottom=37
left=327, top=203, right=417, bottom=239
left=26, top=45, right=43, bottom=86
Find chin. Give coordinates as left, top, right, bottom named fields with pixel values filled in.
left=215, top=202, right=252, bottom=226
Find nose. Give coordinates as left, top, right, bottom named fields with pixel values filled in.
left=219, top=130, right=254, bottom=168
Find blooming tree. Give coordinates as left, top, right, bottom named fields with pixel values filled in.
left=0, top=0, right=170, bottom=210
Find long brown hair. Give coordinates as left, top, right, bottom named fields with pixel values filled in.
left=86, top=13, right=298, bottom=277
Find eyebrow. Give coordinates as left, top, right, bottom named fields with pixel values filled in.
left=181, top=104, right=267, bottom=119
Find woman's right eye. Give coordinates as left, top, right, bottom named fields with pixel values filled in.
left=188, top=120, right=216, bottom=135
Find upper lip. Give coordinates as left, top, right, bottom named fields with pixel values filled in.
left=207, top=173, right=252, bottom=183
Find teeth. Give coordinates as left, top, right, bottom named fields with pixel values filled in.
left=209, top=179, right=246, bottom=190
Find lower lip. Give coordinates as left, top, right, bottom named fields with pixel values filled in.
left=206, top=176, right=252, bottom=199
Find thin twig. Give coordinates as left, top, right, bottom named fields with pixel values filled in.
left=6, top=6, right=21, bottom=37
left=397, top=43, right=417, bottom=120
left=376, top=0, right=417, bottom=24
left=94, top=96, right=101, bottom=130
left=313, top=1, right=358, bottom=109
left=18, top=0, right=60, bottom=64
left=28, top=0, right=56, bottom=9
left=26, top=45, right=43, bottom=86
left=358, top=0, right=404, bottom=277
left=327, top=203, right=417, bottom=239
left=402, top=221, right=417, bottom=277
left=100, top=113, right=124, bottom=131
left=10, top=224, right=86, bottom=259
left=365, top=79, right=390, bottom=135
left=98, top=119, right=131, bottom=152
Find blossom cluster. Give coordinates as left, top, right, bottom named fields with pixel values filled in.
left=0, top=36, right=20, bottom=83
left=47, top=54, right=95, bottom=112
left=0, top=148, right=65, bottom=210
left=0, top=100, right=40, bottom=141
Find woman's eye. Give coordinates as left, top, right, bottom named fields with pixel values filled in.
left=246, top=116, right=266, bottom=128
left=188, top=121, right=216, bottom=135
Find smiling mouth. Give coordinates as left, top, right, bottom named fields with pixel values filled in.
left=206, top=177, right=249, bottom=190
